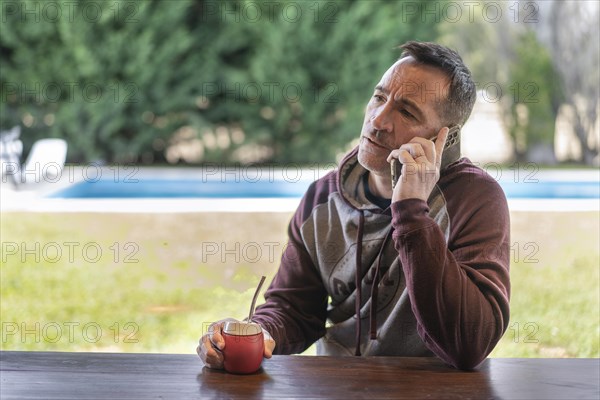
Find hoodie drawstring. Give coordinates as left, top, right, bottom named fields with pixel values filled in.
left=354, top=212, right=394, bottom=356
left=369, top=227, right=394, bottom=340
left=354, top=211, right=365, bottom=356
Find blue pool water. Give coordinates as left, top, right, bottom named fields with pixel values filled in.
left=49, top=178, right=600, bottom=199
left=50, top=179, right=310, bottom=199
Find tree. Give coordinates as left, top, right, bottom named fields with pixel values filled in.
left=1, top=0, right=203, bottom=163
left=438, top=1, right=563, bottom=164
left=184, top=0, right=442, bottom=164
left=0, top=0, right=442, bottom=164
left=502, top=29, right=562, bottom=163
left=537, top=0, right=599, bottom=165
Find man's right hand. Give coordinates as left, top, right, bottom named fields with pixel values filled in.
left=197, top=319, right=231, bottom=369
left=197, top=318, right=276, bottom=369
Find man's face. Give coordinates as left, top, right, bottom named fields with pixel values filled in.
left=358, top=57, right=450, bottom=177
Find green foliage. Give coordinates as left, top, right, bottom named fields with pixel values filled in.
left=438, top=6, right=564, bottom=163
left=1, top=0, right=440, bottom=164
left=1, top=0, right=201, bottom=163
left=501, top=30, right=563, bottom=160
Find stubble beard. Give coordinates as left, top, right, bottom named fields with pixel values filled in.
left=357, top=142, right=390, bottom=180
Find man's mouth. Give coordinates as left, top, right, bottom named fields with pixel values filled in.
left=363, top=136, right=393, bottom=151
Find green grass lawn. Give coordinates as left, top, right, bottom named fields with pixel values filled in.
left=1, top=211, right=598, bottom=358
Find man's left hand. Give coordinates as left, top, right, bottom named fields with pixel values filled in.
left=387, top=126, right=449, bottom=203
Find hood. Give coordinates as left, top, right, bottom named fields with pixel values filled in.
left=336, top=146, right=391, bottom=214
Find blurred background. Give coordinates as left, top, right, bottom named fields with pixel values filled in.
left=1, top=0, right=598, bottom=166
left=1, top=0, right=599, bottom=358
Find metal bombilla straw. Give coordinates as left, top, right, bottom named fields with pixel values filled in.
left=247, top=276, right=266, bottom=322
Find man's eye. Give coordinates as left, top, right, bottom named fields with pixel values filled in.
left=373, top=94, right=385, bottom=102
left=400, top=109, right=414, bottom=118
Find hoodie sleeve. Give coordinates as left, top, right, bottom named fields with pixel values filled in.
left=391, top=171, right=511, bottom=370
left=251, top=180, right=330, bottom=354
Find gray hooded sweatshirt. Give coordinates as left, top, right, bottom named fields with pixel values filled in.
left=253, top=147, right=510, bottom=370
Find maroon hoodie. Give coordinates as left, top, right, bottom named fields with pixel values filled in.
left=252, top=147, right=511, bottom=370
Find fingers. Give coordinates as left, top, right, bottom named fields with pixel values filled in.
left=197, top=321, right=226, bottom=369
left=386, top=127, right=451, bottom=167
left=387, top=142, right=430, bottom=167
left=434, top=126, right=449, bottom=168
left=211, top=327, right=225, bottom=351
left=262, top=328, right=276, bottom=359
left=198, top=334, right=224, bottom=368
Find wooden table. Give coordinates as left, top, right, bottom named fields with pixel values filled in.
left=1, top=351, right=598, bottom=399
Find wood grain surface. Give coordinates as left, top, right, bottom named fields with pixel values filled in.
left=1, top=351, right=598, bottom=399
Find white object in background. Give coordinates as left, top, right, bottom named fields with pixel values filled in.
left=1, top=138, right=68, bottom=186
left=22, top=138, right=68, bottom=183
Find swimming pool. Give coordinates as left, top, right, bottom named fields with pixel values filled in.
left=48, top=178, right=311, bottom=199
left=48, top=176, right=599, bottom=199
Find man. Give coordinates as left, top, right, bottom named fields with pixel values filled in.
left=198, top=41, right=510, bottom=370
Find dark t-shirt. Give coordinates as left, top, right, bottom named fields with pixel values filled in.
left=362, top=172, right=391, bottom=210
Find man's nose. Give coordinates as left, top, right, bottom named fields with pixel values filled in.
left=370, top=104, right=393, bottom=133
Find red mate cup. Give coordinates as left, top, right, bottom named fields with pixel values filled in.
left=222, top=321, right=264, bottom=374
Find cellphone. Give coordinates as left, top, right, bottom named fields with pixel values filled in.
left=391, top=125, right=461, bottom=189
